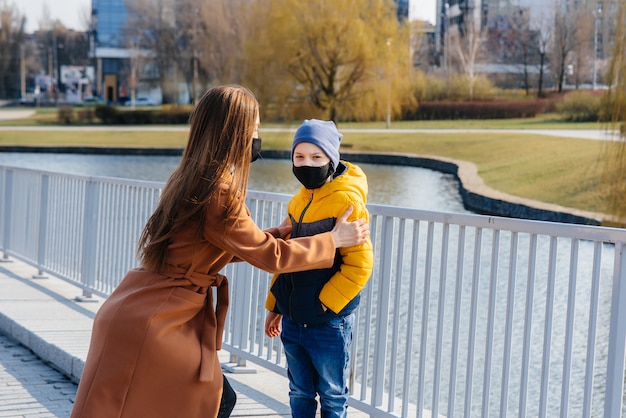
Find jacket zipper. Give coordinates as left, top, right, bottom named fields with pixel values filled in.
left=288, top=192, right=314, bottom=319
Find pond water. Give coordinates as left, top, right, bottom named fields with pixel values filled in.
left=0, top=152, right=471, bottom=214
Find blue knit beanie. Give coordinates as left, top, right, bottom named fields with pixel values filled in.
left=291, top=119, right=342, bottom=170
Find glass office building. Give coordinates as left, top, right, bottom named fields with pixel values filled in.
left=92, top=0, right=128, bottom=48
left=90, top=0, right=129, bottom=103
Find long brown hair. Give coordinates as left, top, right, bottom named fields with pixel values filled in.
left=137, top=85, right=259, bottom=272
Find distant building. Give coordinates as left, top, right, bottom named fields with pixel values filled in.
left=394, top=0, right=409, bottom=20
left=430, top=0, right=614, bottom=88
left=90, top=0, right=130, bottom=103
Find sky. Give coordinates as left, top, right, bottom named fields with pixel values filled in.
left=17, top=0, right=437, bottom=33
left=411, top=0, right=437, bottom=25
left=18, top=0, right=91, bottom=33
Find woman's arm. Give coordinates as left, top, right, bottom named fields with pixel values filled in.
left=206, top=194, right=367, bottom=274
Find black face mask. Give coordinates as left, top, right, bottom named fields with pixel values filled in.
left=292, top=162, right=334, bottom=189
left=251, top=137, right=262, bottom=162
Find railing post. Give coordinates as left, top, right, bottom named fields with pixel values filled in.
left=33, top=174, right=49, bottom=278
left=603, top=241, right=626, bottom=418
left=1, top=169, right=13, bottom=262
left=372, top=215, right=394, bottom=407
left=77, top=179, right=100, bottom=301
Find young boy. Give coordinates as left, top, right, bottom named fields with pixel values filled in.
left=264, top=119, right=374, bottom=418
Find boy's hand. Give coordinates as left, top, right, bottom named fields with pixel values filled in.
left=277, top=216, right=292, bottom=239
left=265, top=312, right=283, bottom=337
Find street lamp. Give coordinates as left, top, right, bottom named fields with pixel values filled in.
left=20, top=44, right=25, bottom=101
left=444, top=3, right=450, bottom=74
left=386, top=38, right=391, bottom=129
left=592, top=4, right=602, bottom=90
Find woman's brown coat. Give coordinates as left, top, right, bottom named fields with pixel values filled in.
left=71, top=185, right=337, bottom=418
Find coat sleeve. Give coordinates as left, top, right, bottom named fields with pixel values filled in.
left=229, top=226, right=282, bottom=264
left=205, top=192, right=336, bottom=274
left=318, top=200, right=374, bottom=314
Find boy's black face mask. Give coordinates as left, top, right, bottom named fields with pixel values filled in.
left=251, top=137, right=262, bottom=162
left=292, top=162, right=334, bottom=189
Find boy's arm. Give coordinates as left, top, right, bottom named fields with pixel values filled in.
left=265, top=273, right=281, bottom=312
left=319, top=202, right=374, bottom=314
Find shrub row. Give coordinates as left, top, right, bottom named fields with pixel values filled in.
left=555, top=91, right=605, bottom=122
left=405, top=100, right=546, bottom=120
left=94, top=105, right=191, bottom=125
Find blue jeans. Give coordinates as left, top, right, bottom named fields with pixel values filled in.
left=280, top=314, right=354, bottom=418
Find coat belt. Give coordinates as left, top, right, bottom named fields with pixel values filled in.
left=163, top=264, right=229, bottom=382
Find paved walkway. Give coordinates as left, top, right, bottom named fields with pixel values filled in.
left=0, top=332, right=77, bottom=417
left=0, top=257, right=365, bottom=417
left=0, top=111, right=35, bottom=121
left=0, top=125, right=622, bottom=141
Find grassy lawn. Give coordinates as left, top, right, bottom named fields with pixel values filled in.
left=0, top=109, right=620, bottom=220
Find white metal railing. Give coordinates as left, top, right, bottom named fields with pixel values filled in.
left=1, top=165, right=626, bottom=418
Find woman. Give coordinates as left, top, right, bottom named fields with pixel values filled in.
left=70, top=85, right=369, bottom=418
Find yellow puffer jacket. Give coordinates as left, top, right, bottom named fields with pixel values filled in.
left=265, top=161, right=374, bottom=322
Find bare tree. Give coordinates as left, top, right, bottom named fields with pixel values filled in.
left=533, top=13, right=552, bottom=98
left=451, top=13, right=486, bottom=100
left=512, top=8, right=535, bottom=95
left=569, top=6, right=594, bottom=88
left=0, top=1, right=26, bottom=99
left=126, top=0, right=179, bottom=103
left=551, top=7, right=577, bottom=92
left=196, top=0, right=250, bottom=85
left=172, top=0, right=202, bottom=103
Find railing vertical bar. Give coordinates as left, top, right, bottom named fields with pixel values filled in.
left=48, top=176, right=63, bottom=273
left=387, top=218, right=405, bottom=412
left=417, top=221, right=435, bottom=417
left=432, top=222, right=450, bottom=418
left=464, top=227, right=483, bottom=418
left=359, top=214, right=378, bottom=401
left=560, top=238, right=578, bottom=418
left=80, top=180, right=100, bottom=298
left=262, top=200, right=276, bottom=361
left=582, top=242, right=601, bottom=418
left=539, top=236, right=558, bottom=418
left=447, top=225, right=466, bottom=418
left=401, top=220, right=420, bottom=418
left=372, top=215, right=394, bottom=407
left=64, top=178, right=73, bottom=277
left=73, top=178, right=83, bottom=280
left=603, top=241, right=626, bottom=418
left=499, top=231, right=518, bottom=417
left=109, top=185, right=120, bottom=290
left=103, top=184, right=113, bottom=291
left=518, top=233, right=537, bottom=418
left=121, top=186, right=132, bottom=288
left=94, top=184, right=105, bottom=291
left=47, top=178, right=58, bottom=271
left=237, top=199, right=256, bottom=353
left=36, top=175, right=49, bottom=274
left=109, top=184, right=118, bottom=286
left=2, top=169, right=13, bottom=259
left=481, top=229, right=500, bottom=418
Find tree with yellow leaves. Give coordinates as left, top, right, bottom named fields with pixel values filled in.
left=243, top=0, right=416, bottom=122
left=601, top=0, right=626, bottom=224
